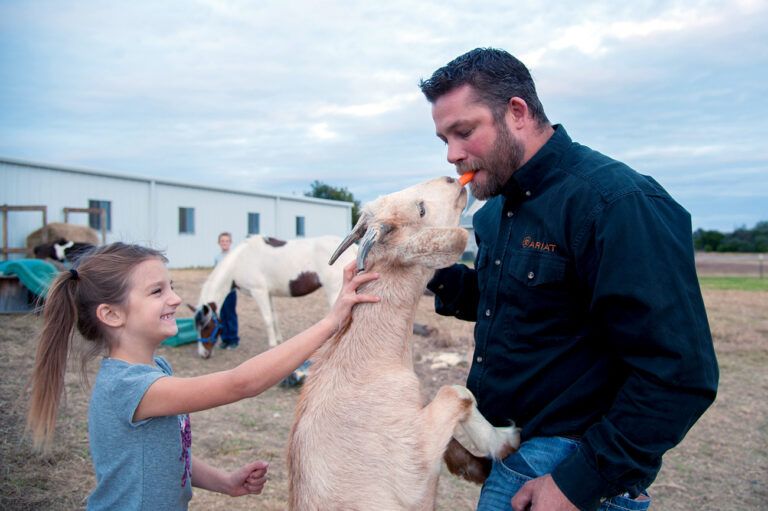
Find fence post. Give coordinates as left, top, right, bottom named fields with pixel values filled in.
left=760, top=254, right=764, bottom=279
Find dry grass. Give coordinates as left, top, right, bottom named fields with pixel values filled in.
left=1, top=267, right=766, bottom=510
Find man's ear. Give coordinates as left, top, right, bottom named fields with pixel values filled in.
left=96, top=303, right=126, bottom=328
left=507, top=97, right=528, bottom=127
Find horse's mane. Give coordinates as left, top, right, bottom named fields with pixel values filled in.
left=198, top=240, right=249, bottom=309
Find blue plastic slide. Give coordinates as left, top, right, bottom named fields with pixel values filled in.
left=161, top=318, right=199, bottom=347
left=0, top=259, right=58, bottom=297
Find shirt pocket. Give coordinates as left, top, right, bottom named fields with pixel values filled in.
left=507, top=251, right=567, bottom=288
left=504, top=251, right=575, bottom=336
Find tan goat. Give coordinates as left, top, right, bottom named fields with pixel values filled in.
left=288, top=177, right=520, bottom=510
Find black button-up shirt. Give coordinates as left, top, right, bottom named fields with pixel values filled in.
left=428, top=125, right=718, bottom=510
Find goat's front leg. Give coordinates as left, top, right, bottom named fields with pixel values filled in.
left=450, top=385, right=520, bottom=459
left=419, top=385, right=519, bottom=465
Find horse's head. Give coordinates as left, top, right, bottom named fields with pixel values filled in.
left=190, top=302, right=220, bottom=359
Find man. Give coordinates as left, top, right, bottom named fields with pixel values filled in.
left=419, top=48, right=718, bottom=511
left=215, top=232, right=240, bottom=349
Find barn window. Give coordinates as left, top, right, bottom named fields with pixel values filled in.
left=296, top=216, right=305, bottom=237
left=179, top=207, right=195, bottom=234
left=248, top=212, right=260, bottom=235
left=88, top=200, right=112, bottom=231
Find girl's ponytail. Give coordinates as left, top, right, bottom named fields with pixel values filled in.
left=27, top=271, right=80, bottom=451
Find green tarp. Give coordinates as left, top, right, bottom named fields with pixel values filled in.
left=0, top=259, right=58, bottom=297
left=161, top=318, right=199, bottom=347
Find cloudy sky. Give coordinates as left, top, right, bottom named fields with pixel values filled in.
left=1, top=0, right=766, bottom=231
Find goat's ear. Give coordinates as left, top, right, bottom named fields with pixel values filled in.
left=397, top=227, right=468, bottom=269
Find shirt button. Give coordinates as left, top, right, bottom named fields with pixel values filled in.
left=507, top=211, right=514, bottom=217
left=525, top=190, right=532, bottom=197
left=485, top=309, right=491, bottom=317
left=476, top=356, right=483, bottom=363
left=527, top=271, right=535, bottom=279
left=494, top=259, right=501, bottom=266
left=437, top=284, right=444, bottom=290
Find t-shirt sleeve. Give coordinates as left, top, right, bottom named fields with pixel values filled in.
left=108, top=357, right=173, bottom=427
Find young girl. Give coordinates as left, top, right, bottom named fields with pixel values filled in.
left=27, top=242, right=379, bottom=510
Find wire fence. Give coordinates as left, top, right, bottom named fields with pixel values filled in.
left=695, top=252, right=766, bottom=278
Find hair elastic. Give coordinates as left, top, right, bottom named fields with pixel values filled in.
left=69, top=268, right=79, bottom=281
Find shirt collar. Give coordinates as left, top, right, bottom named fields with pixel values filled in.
left=502, top=124, right=571, bottom=201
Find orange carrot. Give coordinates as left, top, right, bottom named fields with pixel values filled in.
left=459, top=171, right=475, bottom=185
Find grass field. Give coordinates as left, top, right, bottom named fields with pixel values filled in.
left=1, top=261, right=766, bottom=510
left=699, top=276, right=768, bottom=292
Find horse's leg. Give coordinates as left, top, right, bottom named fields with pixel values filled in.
left=251, top=288, right=279, bottom=347
left=269, top=295, right=283, bottom=344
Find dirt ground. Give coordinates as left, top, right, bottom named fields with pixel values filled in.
left=1, top=267, right=767, bottom=510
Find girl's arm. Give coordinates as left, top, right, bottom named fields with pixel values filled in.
left=134, top=262, right=378, bottom=420
left=191, top=455, right=269, bottom=496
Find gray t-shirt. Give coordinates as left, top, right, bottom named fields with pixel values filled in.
left=214, top=250, right=228, bottom=266
left=87, top=356, right=193, bottom=510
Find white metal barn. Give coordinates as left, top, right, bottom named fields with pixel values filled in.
left=0, top=157, right=354, bottom=268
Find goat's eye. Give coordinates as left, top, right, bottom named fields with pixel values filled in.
left=418, top=201, right=426, bottom=217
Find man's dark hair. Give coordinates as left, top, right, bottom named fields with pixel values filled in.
left=419, top=47, right=549, bottom=127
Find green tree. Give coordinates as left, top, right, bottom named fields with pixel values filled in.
left=693, top=228, right=725, bottom=251
left=694, top=221, right=768, bottom=253
left=305, top=180, right=361, bottom=227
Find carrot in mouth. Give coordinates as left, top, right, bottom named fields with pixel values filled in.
left=458, top=171, right=475, bottom=186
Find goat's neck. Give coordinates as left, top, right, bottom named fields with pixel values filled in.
left=323, top=264, right=431, bottom=370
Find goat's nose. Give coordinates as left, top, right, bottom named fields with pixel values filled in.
left=445, top=176, right=456, bottom=184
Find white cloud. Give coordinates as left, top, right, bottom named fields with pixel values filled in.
left=0, top=0, right=766, bottom=230
left=312, top=93, right=421, bottom=118
left=308, top=122, right=338, bottom=141
left=620, top=144, right=728, bottom=160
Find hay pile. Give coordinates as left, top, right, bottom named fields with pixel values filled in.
left=26, top=222, right=101, bottom=248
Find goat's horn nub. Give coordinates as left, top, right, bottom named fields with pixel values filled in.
left=355, top=223, right=392, bottom=272
left=329, top=215, right=367, bottom=266
left=356, top=227, right=378, bottom=272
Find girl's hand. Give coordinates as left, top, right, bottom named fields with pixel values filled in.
left=226, top=460, right=269, bottom=497
left=325, top=261, right=380, bottom=329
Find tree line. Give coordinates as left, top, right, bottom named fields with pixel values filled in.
left=693, top=221, right=768, bottom=253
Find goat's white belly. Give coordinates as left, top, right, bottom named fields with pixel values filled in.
left=292, top=379, right=437, bottom=509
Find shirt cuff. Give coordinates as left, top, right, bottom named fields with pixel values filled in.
left=427, top=265, right=463, bottom=310
left=551, top=447, right=613, bottom=511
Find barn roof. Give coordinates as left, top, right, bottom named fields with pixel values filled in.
left=0, top=156, right=353, bottom=209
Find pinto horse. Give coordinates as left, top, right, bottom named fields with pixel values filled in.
left=192, top=235, right=356, bottom=359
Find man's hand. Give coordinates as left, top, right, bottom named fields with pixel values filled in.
left=511, top=474, right=579, bottom=511
left=226, top=460, right=269, bottom=497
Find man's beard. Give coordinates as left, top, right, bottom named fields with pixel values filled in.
left=468, top=121, right=525, bottom=200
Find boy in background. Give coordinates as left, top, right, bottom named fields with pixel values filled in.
left=215, top=232, right=239, bottom=349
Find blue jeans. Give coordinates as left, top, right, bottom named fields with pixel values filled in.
left=220, top=290, right=239, bottom=346
left=477, top=436, right=651, bottom=511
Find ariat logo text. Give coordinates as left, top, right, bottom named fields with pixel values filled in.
left=522, top=236, right=557, bottom=252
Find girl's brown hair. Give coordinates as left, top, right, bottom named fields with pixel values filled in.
left=27, top=242, right=167, bottom=451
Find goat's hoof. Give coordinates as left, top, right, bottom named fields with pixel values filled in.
left=493, top=425, right=521, bottom=459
